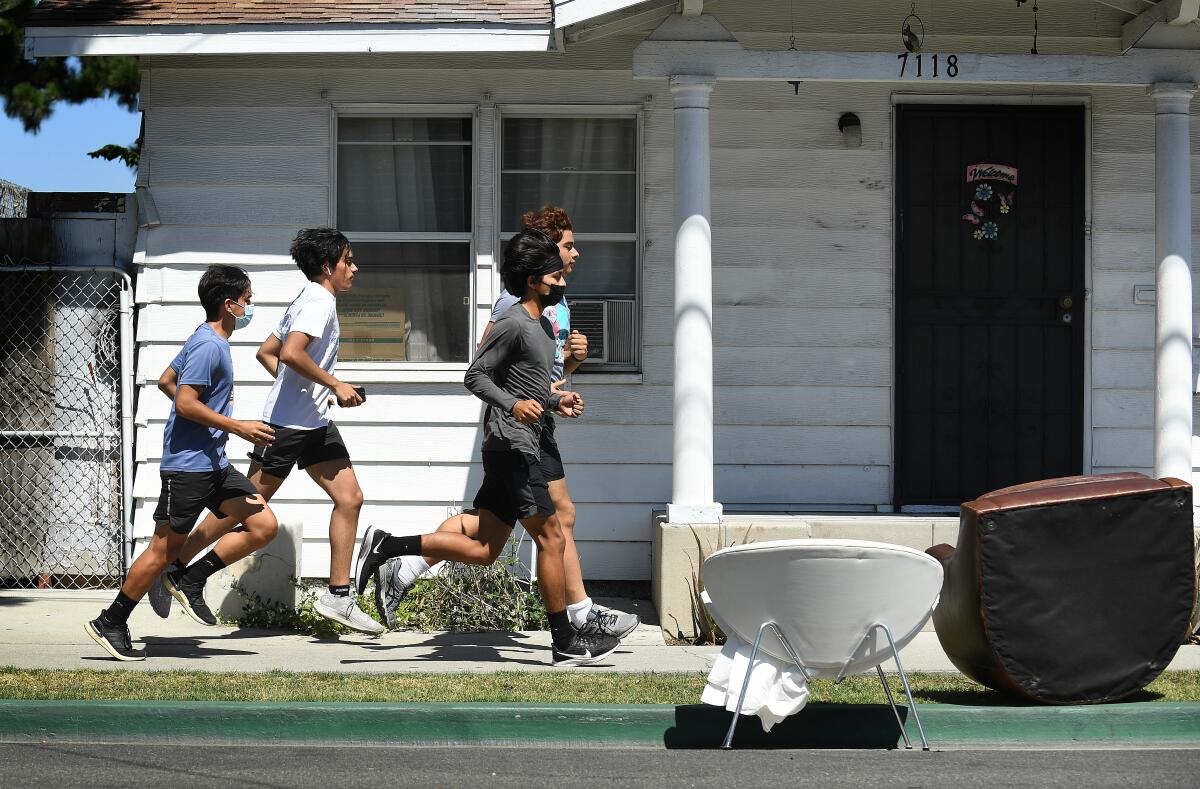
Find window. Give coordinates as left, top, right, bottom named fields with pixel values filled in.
left=335, top=115, right=473, bottom=363
left=500, top=115, right=639, bottom=370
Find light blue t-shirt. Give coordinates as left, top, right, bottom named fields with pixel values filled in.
left=490, top=289, right=570, bottom=381
left=161, top=324, right=235, bottom=472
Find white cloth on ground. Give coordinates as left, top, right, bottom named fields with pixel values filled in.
left=701, top=631, right=810, bottom=732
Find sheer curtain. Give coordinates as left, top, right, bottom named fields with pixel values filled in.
left=337, top=117, right=472, bottom=362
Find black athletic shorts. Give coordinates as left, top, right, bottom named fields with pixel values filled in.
left=473, top=450, right=555, bottom=527
left=247, top=422, right=351, bottom=479
left=538, top=416, right=566, bottom=482
left=153, top=466, right=259, bottom=534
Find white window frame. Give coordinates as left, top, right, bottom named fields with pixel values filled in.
left=330, top=103, right=478, bottom=371
left=496, top=105, right=644, bottom=373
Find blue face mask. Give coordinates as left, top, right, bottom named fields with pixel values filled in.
left=232, top=302, right=255, bottom=330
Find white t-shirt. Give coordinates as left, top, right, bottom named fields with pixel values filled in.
left=262, top=281, right=340, bottom=430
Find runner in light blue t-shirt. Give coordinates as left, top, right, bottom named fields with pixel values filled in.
left=374, top=206, right=641, bottom=641
left=85, top=266, right=277, bottom=662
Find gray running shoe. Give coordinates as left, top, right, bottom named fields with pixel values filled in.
left=588, top=605, right=640, bottom=640
left=374, top=555, right=426, bottom=630
left=314, top=591, right=385, bottom=635
left=148, top=571, right=173, bottom=619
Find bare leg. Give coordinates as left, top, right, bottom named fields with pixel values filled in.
left=306, top=459, right=363, bottom=587
left=205, top=494, right=278, bottom=566
left=176, top=464, right=285, bottom=565
left=420, top=509, right=512, bottom=566
left=547, top=477, right=586, bottom=605
left=122, top=523, right=189, bottom=600
left=520, top=512, right=567, bottom=613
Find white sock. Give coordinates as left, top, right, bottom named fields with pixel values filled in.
left=397, top=555, right=430, bottom=586
left=567, top=596, right=593, bottom=629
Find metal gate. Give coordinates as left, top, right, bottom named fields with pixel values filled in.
left=0, top=266, right=133, bottom=589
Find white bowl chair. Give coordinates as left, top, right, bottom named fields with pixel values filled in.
left=701, top=539, right=944, bottom=750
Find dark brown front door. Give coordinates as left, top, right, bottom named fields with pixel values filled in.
left=895, top=105, right=1085, bottom=507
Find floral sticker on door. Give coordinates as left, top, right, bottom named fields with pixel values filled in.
left=962, top=163, right=1018, bottom=241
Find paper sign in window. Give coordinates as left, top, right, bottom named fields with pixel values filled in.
left=337, top=287, right=407, bottom=361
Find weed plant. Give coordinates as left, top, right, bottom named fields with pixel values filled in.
left=229, top=537, right=545, bottom=635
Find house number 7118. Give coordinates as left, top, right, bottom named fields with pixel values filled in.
left=897, top=53, right=958, bottom=78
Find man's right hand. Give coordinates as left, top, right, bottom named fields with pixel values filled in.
left=334, top=381, right=363, bottom=407
left=236, top=421, right=275, bottom=446
left=512, top=400, right=543, bottom=425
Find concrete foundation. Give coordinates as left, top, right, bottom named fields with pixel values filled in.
left=209, top=520, right=302, bottom=621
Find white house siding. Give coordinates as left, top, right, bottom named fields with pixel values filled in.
left=132, top=41, right=675, bottom=580
left=130, top=3, right=1197, bottom=579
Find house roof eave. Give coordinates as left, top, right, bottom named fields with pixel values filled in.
left=23, top=22, right=558, bottom=57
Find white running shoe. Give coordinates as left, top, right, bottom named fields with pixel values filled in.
left=314, top=591, right=385, bottom=635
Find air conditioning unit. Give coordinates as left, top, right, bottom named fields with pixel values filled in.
left=568, top=299, right=635, bottom=366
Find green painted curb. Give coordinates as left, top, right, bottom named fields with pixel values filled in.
left=1, top=701, right=1197, bottom=749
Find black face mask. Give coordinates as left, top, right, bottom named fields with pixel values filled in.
left=538, top=284, right=566, bottom=309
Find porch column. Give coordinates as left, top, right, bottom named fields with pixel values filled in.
left=1152, top=83, right=1197, bottom=481
left=668, top=74, right=722, bottom=523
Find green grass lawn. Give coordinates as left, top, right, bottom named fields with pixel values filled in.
left=2, top=668, right=1198, bottom=705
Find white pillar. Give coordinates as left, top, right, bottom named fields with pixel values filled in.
left=668, top=75, right=722, bottom=524
left=1152, top=83, right=1197, bottom=481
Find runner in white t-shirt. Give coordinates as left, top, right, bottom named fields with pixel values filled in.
left=149, top=228, right=382, bottom=634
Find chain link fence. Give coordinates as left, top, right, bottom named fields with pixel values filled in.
left=0, top=266, right=133, bottom=589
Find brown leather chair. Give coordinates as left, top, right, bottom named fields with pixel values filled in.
left=927, top=473, right=1195, bottom=704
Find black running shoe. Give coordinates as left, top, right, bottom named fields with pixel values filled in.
left=148, top=571, right=173, bottom=619
left=353, top=526, right=389, bottom=595
left=552, top=622, right=621, bottom=667
left=163, top=571, right=217, bottom=626
left=85, top=613, right=146, bottom=661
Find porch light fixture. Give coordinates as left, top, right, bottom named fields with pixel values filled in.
left=838, top=113, right=862, bottom=148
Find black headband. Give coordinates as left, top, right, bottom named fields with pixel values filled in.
left=533, top=256, right=564, bottom=277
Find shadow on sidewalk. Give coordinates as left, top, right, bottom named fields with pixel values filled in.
left=113, top=636, right=257, bottom=660
left=214, top=628, right=313, bottom=641
left=339, top=631, right=550, bottom=668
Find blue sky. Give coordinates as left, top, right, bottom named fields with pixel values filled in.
left=0, top=97, right=141, bottom=193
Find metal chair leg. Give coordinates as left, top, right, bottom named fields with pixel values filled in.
left=876, top=663, right=913, bottom=749
left=721, top=620, right=772, bottom=750
left=877, top=622, right=930, bottom=751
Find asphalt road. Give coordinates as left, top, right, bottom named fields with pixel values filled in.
left=1, top=743, right=1197, bottom=788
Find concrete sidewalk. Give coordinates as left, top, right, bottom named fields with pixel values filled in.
left=4, top=590, right=1200, bottom=674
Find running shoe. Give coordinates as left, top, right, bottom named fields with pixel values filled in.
left=551, top=622, right=621, bottom=667
left=314, top=591, right=385, bottom=635
left=373, top=555, right=426, bottom=630
left=353, top=525, right=389, bottom=595
left=163, top=571, right=218, bottom=626
left=587, top=605, right=641, bottom=640
left=148, top=571, right=173, bottom=619
left=85, top=613, right=146, bottom=662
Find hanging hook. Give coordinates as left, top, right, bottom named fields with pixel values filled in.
left=1031, top=0, right=1039, bottom=55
